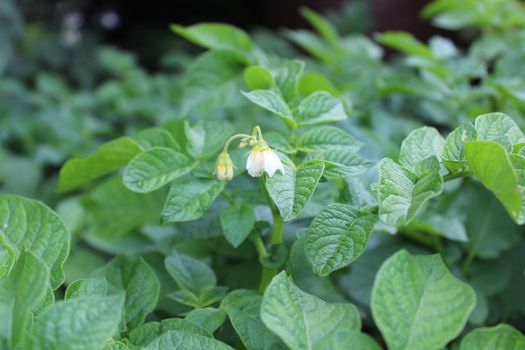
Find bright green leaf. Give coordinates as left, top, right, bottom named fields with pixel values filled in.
left=371, top=250, right=476, bottom=350
left=297, top=91, right=347, bottom=126
left=474, top=113, right=525, bottom=151
left=460, top=324, right=525, bottom=350
left=305, top=203, right=377, bottom=276
left=297, top=126, right=362, bottom=153
left=129, top=319, right=211, bottom=347
left=143, top=330, right=234, bottom=350
left=244, top=66, right=274, bottom=90
left=165, top=251, right=216, bottom=294
left=242, top=90, right=296, bottom=128
left=220, top=204, right=255, bottom=247
left=442, top=122, right=477, bottom=172
left=399, top=126, right=444, bottom=169
left=377, top=31, right=435, bottom=61
left=185, top=121, right=234, bottom=160
left=134, top=127, right=179, bottom=150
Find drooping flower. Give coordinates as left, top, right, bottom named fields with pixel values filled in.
left=215, top=152, right=234, bottom=181
left=246, top=142, right=285, bottom=177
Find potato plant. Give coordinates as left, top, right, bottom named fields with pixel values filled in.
left=1, top=0, right=525, bottom=349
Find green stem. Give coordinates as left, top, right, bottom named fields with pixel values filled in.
left=270, top=215, right=284, bottom=245
left=254, top=235, right=276, bottom=293
left=443, top=170, right=472, bottom=182
left=223, top=133, right=253, bottom=153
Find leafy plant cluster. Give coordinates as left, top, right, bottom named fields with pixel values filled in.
left=2, top=0, right=525, bottom=349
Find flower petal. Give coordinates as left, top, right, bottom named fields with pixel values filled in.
left=263, top=149, right=285, bottom=177
left=246, top=150, right=265, bottom=177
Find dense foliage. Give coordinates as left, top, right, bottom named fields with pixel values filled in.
left=2, top=0, right=525, bottom=349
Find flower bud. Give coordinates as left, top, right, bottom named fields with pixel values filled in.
left=215, top=152, right=234, bottom=181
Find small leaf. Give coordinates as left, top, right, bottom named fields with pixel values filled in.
left=298, top=72, right=340, bottom=97
left=376, top=31, right=435, bottom=60
left=474, top=113, right=525, bottom=150
left=378, top=157, right=443, bottom=225
left=129, top=319, right=211, bottom=346
left=165, top=251, right=216, bottom=294
left=261, top=272, right=361, bottom=350
left=311, top=149, right=370, bottom=179
left=0, top=195, right=70, bottom=289
left=185, top=308, right=227, bottom=334
left=305, top=203, right=377, bottom=276
left=242, top=90, right=297, bottom=128
left=297, top=91, right=347, bottom=126
left=460, top=324, right=525, bottom=350
left=266, top=160, right=325, bottom=221
left=162, top=179, right=225, bottom=223
left=135, top=127, right=179, bottom=150
left=220, top=204, right=255, bottom=247
left=300, top=8, right=339, bottom=47
left=123, top=147, right=195, bottom=193
left=171, top=23, right=252, bottom=58
left=221, top=290, right=286, bottom=350
left=371, top=250, right=476, bottom=350
left=297, top=126, right=362, bottom=153
left=399, top=126, right=444, bottom=169
left=272, top=60, right=304, bottom=102
left=464, top=141, right=523, bottom=224
left=244, top=65, right=274, bottom=90
left=185, top=121, right=234, bottom=160
left=143, top=330, right=234, bottom=350
left=57, top=137, right=141, bottom=192
left=30, top=294, right=125, bottom=350
left=93, top=256, right=160, bottom=331
left=442, top=122, right=477, bottom=172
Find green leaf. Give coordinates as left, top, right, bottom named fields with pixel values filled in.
left=129, top=319, right=211, bottom=347
left=219, top=204, right=255, bottom=247
left=93, top=256, right=160, bottom=331
left=272, top=60, right=304, bottom=102
left=57, top=137, right=141, bottom=192
left=30, top=294, right=125, bottom=350
left=185, top=121, right=234, bottom=160
left=464, top=141, right=524, bottom=224
left=168, top=287, right=227, bottom=308
left=143, top=330, right=234, bottom=350
left=305, top=203, right=377, bottom=276
left=399, top=126, right=444, bottom=169
left=474, top=113, right=525, bottom=151
left=84, top=177, right=165, bottom=238
left=297, top=126, right=362, bottom=153
left=0, top=195, right=70, bottom=289
left=165, top=251, right=216, bottom=294
left=244, top=65, right=274, bottom=90
left=221, top=290, right=286, bottom=350
left=371, top=250, right=476, bottom=350
left=442, top=122, right=477, bottom=172
left=300, top=8, right=339, bottom=47
left=242, top=90, right=297, bottom=128
left=298, top=72, right=340, bottom=97
left=378, top=157, right=443, bottom=225
left=5, top=251, right=49, bottom=349
left=297, top=92, right=347, bottom=126
left=123, top=147, right=195, bottom=193
left=376, top=31, right=435, bottom=61
left=460, top=324, right=525, bottom=350
left=311, top=149, right=370, bottom=179
left=185, top=308, right=226, bottom=334
left=261, top=272, right=361, bottom=350
left=171, top=23, right=252, bottom=58
left=316, top=330, right=382, bottom=350
left=134, top=127, right=179, bottom=150
left=266, top=160, right=324, bottom=221
left=65, top=277, right=108, bottom=299
left=161, top=179, right=225, bottom=223
left=0, top=232, right=15, bottom=278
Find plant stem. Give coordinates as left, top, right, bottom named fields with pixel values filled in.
left=222, top=133, right=253, bottom=153
left=254, top=235, right=276, bottom=293
left=270, top=214, right=284, bottom=245
left=443, top=171, right=472, bottom=182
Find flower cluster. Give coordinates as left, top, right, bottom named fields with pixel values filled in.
left=215, top=126, right=284, bottom=181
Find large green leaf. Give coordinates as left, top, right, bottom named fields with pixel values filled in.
left=93, top=256, right=160, bottom=331
left=261, top=272, right=361, bottom=350
left=185, top=308, right=226, bottom=334
left=242, top=90, right=297, bottom=128
left=143, top=330, right=234, bottom=350
left=30, top=294, right=124, bottom=350
left=297, top=91, right=347, bottom=126
left=371, top=250, right=476, bottom=350
left=378, top=157, right=443, bottom=225
left=243, top=65, right=274, bottom=90
left=123, top=147, right=195, bottom=193
left=296, top=126, right=362, bottom=153
left=305, top=203, right=377, bottom=276
left=474, top=113, right=525, bottom=150
left=441, top=122, right=477, bottom=172
left=2, top=251, right=49, bottom=349
left=266, top=160, right=324, bottom=221
left=0, top=195, right=70, bottom=289
left=171, top=23, right=252, bottom=58
left=129, top=319, right=211, bottom=347
left=0, top=232, right=15, bottom=278
left=161, top=179, right=225, bottom=223
left=185, top=121, right=234, bottom=160
left=460, top=324, right=525, bottom=350
left=464, top=141, right=524, bottom=224
left=84, top=177, right=165, bottom=238
left=399, top=126, right=444, bottom=169
left=221, top=290, right=286, bottom=350
left=376, top=31, right=435, bottom=60
left=219, top=204, right=255, bottom=247
left=57, top=137, right=141, bottom=192
left=311, top=149, right=370, bottom=179
left=134, top=127, right=179, bottom=150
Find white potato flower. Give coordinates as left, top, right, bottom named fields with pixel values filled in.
left=246, top=143, right=285, bottom=177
